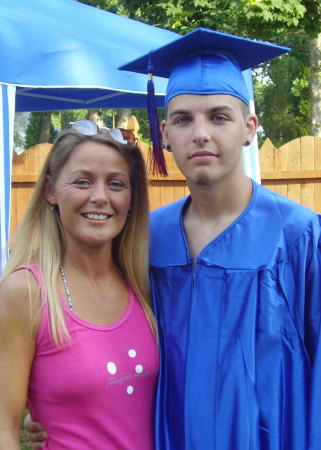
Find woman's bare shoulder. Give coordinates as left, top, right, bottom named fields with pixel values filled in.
left=0, top=268, right=41, bottom=326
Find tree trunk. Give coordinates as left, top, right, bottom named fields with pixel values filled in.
left=88, top=109, right=104, bottom=126
left=310, top=34, right=321, bottom=136
left=116, top=109, right=131, bottom=129
left=38, top=112, right=52, bottom=143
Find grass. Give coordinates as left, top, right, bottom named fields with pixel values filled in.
left=20, top=430, right=31, bottom=450
left=20, top=411, right=31, bottom=450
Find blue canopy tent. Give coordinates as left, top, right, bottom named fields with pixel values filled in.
left=0, top=0, right=258, bottom=271
left=0, top=0, right=179, bottom=271
left=0, top=84, right=15, bottom=272
left=1, top=0, right=178, bottom=111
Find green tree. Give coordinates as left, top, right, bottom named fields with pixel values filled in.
left=81, top=0, right=321, bottom=142
left=51, top=109, right=88, bottom=130
left=86, top=0, right=320, bottom=38
left=255, top=34, right=311, bottom=146
left=24, top=112, right=57, bottom=149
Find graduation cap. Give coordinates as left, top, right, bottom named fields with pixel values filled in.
left=120, top=28, right=290, bottom=176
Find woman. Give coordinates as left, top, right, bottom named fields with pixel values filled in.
left=0, top=121, right=159, bottom=449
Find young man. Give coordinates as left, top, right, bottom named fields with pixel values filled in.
left=26, top=29, right=321, bottom=449
left=124, top=28, right=321, bottom=450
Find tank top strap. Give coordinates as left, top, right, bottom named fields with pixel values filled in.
left=17, top=264, right=46, bottom=305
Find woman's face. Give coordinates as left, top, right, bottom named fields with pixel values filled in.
left=46, top=141, right=131, bottom=252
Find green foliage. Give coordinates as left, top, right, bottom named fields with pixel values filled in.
left=256, top=59, right=298, bottom=146
left=88, top=0, right=321, bottom=38
left=24, top=113, right=42, bottom=149
left=50, top=108, right=155, bottom=142
left=20, top=427, right=31, bottom=450
left=130, top=108, right=165, bottom=143
left=254, top=34, right=310, bottom=146
left=24, top=112, right=57, bottom=149
left=51, top=109, right=88, bottom=130
left=68, top=0, right=321, bottom=145
left=20, top=411, right=31, bottom=450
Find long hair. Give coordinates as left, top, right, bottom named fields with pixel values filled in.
left=2, top=128, right=154, bottom=344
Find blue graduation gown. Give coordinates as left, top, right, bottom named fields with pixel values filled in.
left=150, top=182, right=321, bottom=450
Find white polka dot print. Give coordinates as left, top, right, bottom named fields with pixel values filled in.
left=135, top=364, right=143, bottom=373
left=128, top=349, right=136, bottom=358
left=107, top=362, right=117, bottom=374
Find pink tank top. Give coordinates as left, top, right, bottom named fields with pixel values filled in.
left=24, top=265, right=159, bottom=449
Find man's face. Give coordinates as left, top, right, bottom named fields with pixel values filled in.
left=161, top=94, right=257, bottom=188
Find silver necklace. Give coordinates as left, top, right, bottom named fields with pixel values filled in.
left=59, top=265, right=74, bottom=310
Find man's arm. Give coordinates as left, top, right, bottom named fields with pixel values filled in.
left=24, top=414, right=48, bottom=449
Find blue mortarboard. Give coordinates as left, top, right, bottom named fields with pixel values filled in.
left=120, top=28, right=290, bottom=176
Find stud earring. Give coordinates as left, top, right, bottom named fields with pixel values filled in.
left=244, top=141, right=250, bottom=146
left=166, top=144, right=172, bottom=152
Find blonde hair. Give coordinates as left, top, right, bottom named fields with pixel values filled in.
left=2, top=128, right=154, bottom=344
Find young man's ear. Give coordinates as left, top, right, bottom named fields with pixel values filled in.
left=160, top=119, right=168, bottom=143
left=245, top=114, right=259, bottom=143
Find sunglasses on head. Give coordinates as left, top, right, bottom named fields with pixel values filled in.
left=69, top=119, right=138, bottom=145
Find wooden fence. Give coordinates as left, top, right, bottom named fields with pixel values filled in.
left=260, top=136, right=321, bottom=212
left=10, top=135, right=321, bottom=241
left=11, top=143, right=52, bottom=240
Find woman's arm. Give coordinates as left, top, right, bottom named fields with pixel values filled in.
left=0, top=270, right=39, bottom=449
